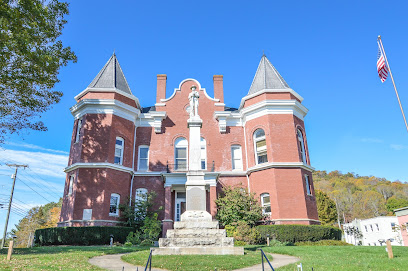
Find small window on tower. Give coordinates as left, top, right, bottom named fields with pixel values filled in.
left=114, top=137, right=124, bottom=165
left=75, top=118, right=82, bottom=143
left=305, top=175, right=312, bottom=195
left=254, top=129, right=267, bottom=164
left=297, top=129, right=307, bottom=164
left=68, top=175, right=74, bottom=196
left=261, top=193, right=271, bottom=215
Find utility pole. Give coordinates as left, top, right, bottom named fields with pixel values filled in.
left=1, top=164, right=28, bottom=249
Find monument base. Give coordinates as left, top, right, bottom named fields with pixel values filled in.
left=154, top=210, right=243, bottom=255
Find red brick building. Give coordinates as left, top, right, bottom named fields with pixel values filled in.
left=59, top=54, right=320, bottom=233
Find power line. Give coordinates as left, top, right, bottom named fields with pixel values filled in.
left=16, top=177, right=54, bottom=203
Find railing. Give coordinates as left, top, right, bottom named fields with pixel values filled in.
left=144, top=249, right=152, bottom=271
left=164, top=161, right=215, bottom=173
left=260, top=249, right=275, bottom=271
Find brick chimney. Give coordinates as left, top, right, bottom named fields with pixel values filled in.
left=156, top=74, right=167, bottom=103
left=213, top=75, right=224, bottom=103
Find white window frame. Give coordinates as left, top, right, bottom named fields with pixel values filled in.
left=109, top=193, right=120, bottom=216
left=75, top=118, right=82, bottom=143
left=114, top=137, right=124, bottom=165
left=231, top=145, right=243, bottom=170
left=253, top=129, right=268, bottom=164
left=297, top=129, right=307, bottom=164
left=175, top=137, right=188, bottom=171
left=135, top=188, right=148, bottom=203
left=305, top=175, right=312, bottom=195
left=201, top=137, right=207, bottom=170
left=68, top=175, right=74, bottom=196
left=138, top=145, right=149, bottom=171
left=260, top=193, right=271, bottom=215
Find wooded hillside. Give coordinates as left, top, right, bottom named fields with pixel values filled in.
left=313, top=170, right=408, bottom=225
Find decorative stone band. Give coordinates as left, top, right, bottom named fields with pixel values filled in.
left=247, top=161, right=314, bottom=174
left=64, top=162, right=313, bottom=176
left=74, top=87, right=141, bottom=108
left=64, top=162, right=134, bottom=174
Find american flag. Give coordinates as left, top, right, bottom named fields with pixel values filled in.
left=377, top=42, right=388, bottom=82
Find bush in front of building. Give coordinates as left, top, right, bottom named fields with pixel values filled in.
left=257, top=224, right=342, bottom=244
left=226, top=220, right=261, bottom=245
left=34, top=226, right=134, bottom=246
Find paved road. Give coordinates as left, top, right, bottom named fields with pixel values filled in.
left=89, top=252, right=300, bottom=271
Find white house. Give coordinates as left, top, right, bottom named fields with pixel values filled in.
left=343, top=216, right=402, bottom=246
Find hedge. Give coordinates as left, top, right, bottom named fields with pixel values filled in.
left=256, top=224, right=342, bottom=243
left=34, top=226, right=134, bottom=246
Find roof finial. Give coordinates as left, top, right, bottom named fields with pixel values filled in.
left=262, top=50, right=265, bottom=57
left=113, top=49, right=116, bottom=56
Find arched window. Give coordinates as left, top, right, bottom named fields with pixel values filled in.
left=175, top=137, right=188, bottom=170
left=114, top=137, right=124, bottom=165
left=297, top=129, right=307, bottom=164
left=138, top=145, right=149, bottom=171
left=201, top=137, right=207, bottom=170
left=260, top=193, right=271, bottom=215
left=109, top=193, right=120, bottom=216
left=135, top=188, right=148, bottom=203
left=231, top=145, right=243, bottom=170
left=254, top=129, right=267, bottom=164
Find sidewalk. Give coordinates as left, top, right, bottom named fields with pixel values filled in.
left=89, top=252, right=300, bottom=271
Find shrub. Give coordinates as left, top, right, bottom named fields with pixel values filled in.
left=34, top=226, right=133, bottom=246
left=124, top=241, right=133, bottom=247
left=257, top=224, right=342, bottom=243
left=295, top=240, right=352, bottom=246
left=126, top=232, right=141, bottom=245
left=140, top=239, right=153, bottom=246
left=234, top=240, right=247, bottom=246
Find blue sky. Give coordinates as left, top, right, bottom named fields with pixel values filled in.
left=1, top=0, right=408, bottom=233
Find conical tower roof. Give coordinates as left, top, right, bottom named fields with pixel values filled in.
left=88, top=53, right=132, bottom=95
left=247, top=55, right=289, bottom=95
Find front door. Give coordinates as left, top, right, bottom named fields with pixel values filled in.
left=175, top=191, right=186, bottom=221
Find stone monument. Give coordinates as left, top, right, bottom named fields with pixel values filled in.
left=152, top=86, right=244, bottom=255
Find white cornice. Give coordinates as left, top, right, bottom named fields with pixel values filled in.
left=239, top=88, right=304, bottom=109
left=138, top=111, right=167, bottom=133
left=247, top=162, right=314, bottom=174
left=241, top=99, right=308, bottom=123
left=65, top=162, right=134, bottom=174
left=70, top=99, right=141, bottom=123
left=74, top=87, right=141, bottom=108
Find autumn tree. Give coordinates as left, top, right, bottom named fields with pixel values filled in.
left=386, top=196, right=408, bottom=214
left=315, top=190, right=337, bottom=225
left=0, top=0, right=77, bottom=142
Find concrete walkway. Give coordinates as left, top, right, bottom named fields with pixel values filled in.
left=89, top=252, right=300, bottom=271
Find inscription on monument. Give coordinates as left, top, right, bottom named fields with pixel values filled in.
left=188, top=187, right=205, bottom=210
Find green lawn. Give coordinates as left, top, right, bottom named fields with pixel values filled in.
left=261, top=245, right=408, bottom=271
left=121, top=249, right=263, bottom=271
left=0, top=246, right=148, bottom=270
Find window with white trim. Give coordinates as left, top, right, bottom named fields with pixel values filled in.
left=254, top=129, right=267, bottom=164
left=138, top=145, right=149, bottom=171
left=109, top=193, right=120, bottom=216
left=68, top=175, right=74, bottom=196
left=201, top=137, right=207, bottom=170
left=175, top=137, right=188, bottom=170
left=297, top=129, right=307, bottom=164
left=231, top=145, right=243, bottom=170
left=305, top=175, right=312, bottom=195
left=261, top=193, right=271, bottom=215
left=114, top=137, right=124, bottom=165
left=135, top=188, right=148, bottom=203
left=75, top=118, right=82, bottom=143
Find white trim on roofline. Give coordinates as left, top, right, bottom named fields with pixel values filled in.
left=239, top=88, right=304, bottom=109
left=70, top=99, right=141, bottom=123
left=75, top=87, right=141, bottom=108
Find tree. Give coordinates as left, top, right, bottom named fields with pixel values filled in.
left=315, top=190, right=338, bottom=225
left=215, top=186, right=263, bottom=227
left=0, top=0, right=77, bottom=142
left=386, top=196, right=408, bottom=214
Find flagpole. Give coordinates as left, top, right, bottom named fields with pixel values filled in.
left=377, top=35, right=408, bottom=133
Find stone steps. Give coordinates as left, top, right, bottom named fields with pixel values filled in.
left=173, top=221, right=219, bottom=229
left=166, top=228, right=226, bottom=238
left=159, top=237, right=234, bottom=247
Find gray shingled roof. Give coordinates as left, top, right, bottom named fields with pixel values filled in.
left=247, top=55, right=289, bottom=95
left=88, top=53, right=132, bottom=95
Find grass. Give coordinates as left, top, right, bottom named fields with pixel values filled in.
left=121, top=249, right=264, bottom=271
left=261, top=245, right=408, bottom=271
left=0, top=246, right=149, bottom=270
